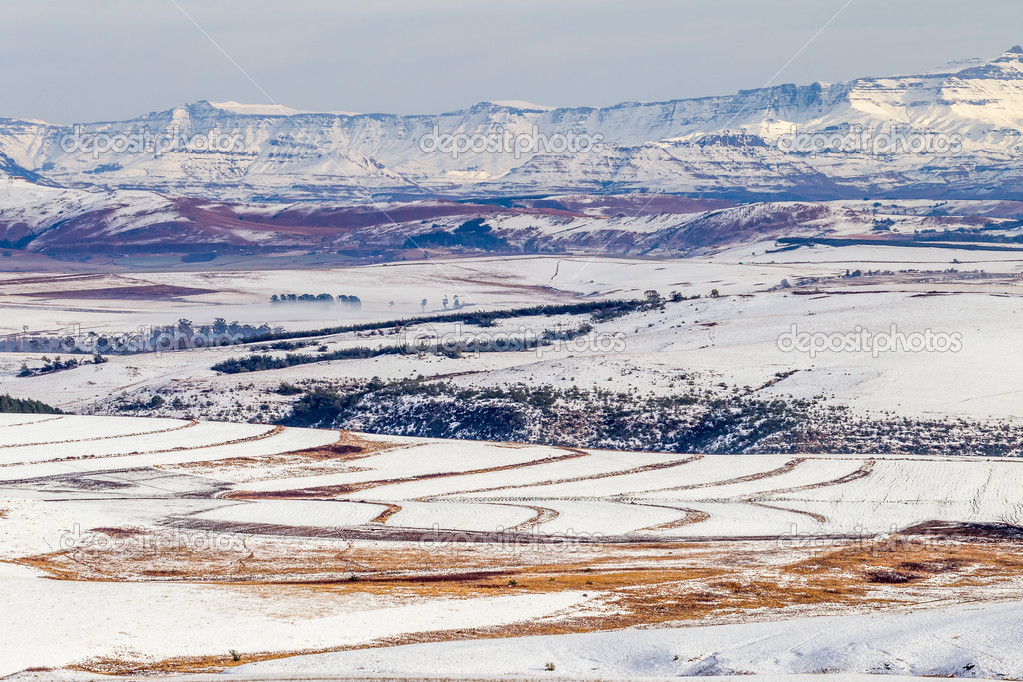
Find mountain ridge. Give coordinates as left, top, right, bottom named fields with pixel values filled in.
left=2, top=46, right=1023, bottom=203
left=0, top=46, right=1014, bottom=202
left=3, top=47, right=1023, bottom=266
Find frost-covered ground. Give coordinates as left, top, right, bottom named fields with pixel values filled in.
left=3, top=249, right=1023, bottom=429
left=230, top=600, right=1023, bottom=679
left=3, top=245, right=1023, bottom=678
left=4, top=412, right=1023, bottom=677
left=11, top=414, right=1023, bottom=546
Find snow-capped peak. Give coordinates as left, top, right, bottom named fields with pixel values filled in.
left=208, top=101, right=309, bottom=117
left=485, top=100, right=556, bottom=111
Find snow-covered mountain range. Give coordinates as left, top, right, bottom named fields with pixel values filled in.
left=4, top=47, right=1023, bottom=264
left=4, top=47, right=1023, bottom=203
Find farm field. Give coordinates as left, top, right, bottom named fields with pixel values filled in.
left=3, top=233, right=1023, bottom=680
left=4, top=412, right=1023, bottom=677
left=3, top=249, right=1023, bottom=436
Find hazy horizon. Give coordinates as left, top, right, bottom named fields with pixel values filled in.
left=2, top=0, right=1022, bottom=124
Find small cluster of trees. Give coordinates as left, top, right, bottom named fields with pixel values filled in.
left=116, top=394, right=165, bottom=412
left=18, top=353, right=105, bottom=378
left=415, top=296, right=464, bottom=312
left=843, top=269, right=894, bottom=278
left=270, top=294, right=362, bottom=309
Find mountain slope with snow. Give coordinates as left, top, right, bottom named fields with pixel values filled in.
left=3, top=47, right=1023, bottom=202
left=4, top=173, right=1021, bottom=262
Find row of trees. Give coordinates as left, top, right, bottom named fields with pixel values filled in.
left=270, top=294, right=362, bottom=308
left=1, top=319, right=280, bottom=356
left=267, top=295, right=469, bottom=312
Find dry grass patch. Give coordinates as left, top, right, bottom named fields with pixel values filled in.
left=33, top=527, right=1023, bottom=677
left=790, top=533, right=1023, bottom=590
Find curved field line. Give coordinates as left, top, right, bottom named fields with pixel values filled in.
left=3, top=425, right=295, bottom=468
left=747, top=501, right=828, bottom=524
left=505, top=504, right=560, bottom=532
left=428, top=454, right=704, bottom=500
left=631, top=502, right=712, bottom=532
left=0, top=415, right=65, bottom=429
left=972, top=468, right=993, bottom=517
left=741, top=459, right=879, bottom=525
left=0, top=418, right=199, bottom=449
left=749, top=459, right=877, bottom=500
left=632, top=458, right=807, bottom=496
left=226, top=447, right=591, bottom=500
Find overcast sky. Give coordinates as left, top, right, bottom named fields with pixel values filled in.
left=2, top=0, right=1021, bottom=123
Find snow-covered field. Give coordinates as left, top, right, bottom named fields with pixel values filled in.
left=3, top=411, right=1023, bottom=678
left=3, top=249, right=1023, bottom=429
left=231, top=600, right=1023, bottom=679
left=3, top=245, right=1023, bottom=678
